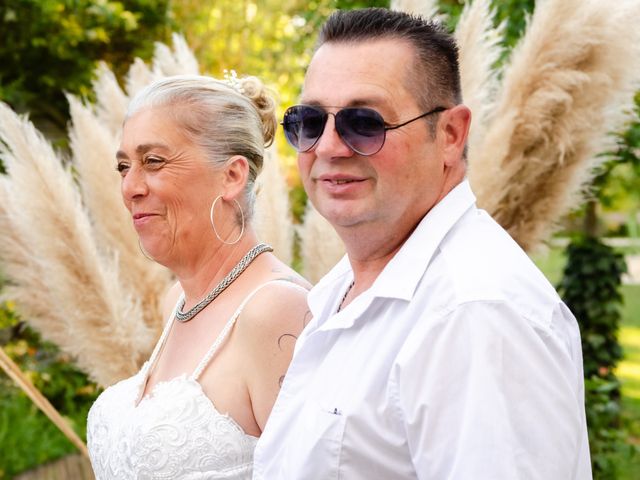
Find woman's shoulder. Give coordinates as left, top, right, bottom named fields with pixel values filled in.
left=260, top=254, right=313, bottom=291
left=236, top=276, right=310, bottom=345
left=242, top=277, right=310, bottom=322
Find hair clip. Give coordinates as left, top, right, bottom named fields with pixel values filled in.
left=223, top=69, right=245, bottom=95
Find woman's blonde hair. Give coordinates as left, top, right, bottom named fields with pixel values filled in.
left=125, top=74, right=277, bottom=218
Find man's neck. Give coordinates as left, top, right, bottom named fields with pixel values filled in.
left=338, top=175, right=465, bottom=301
left=339, top=219, right=418, bottom=298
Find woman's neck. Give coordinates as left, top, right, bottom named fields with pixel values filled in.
left=173, top=231, right=260, bottom=309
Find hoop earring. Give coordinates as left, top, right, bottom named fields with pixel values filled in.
left=210, top=195, right=245, bottom=245
left=138, top=238, right=155, bottom=261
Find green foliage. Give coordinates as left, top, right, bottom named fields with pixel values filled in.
left=438, top=0, right=534, bottom=48
left=557, top=236, right=628, bottom=477
left=0, top=322, right=100, bottom=478
left=491, top=0, right=534, bottom=49
left=558, top=237, right=625, bottom=378
left=0, top=392, right=76, bottom=478
left=584, top=376, right=636, bottom=479
left=599, top=92, right=640, bottom=226
left=171, top=0, right=387, bottom=119
left=0, top=301, right=19, bottom=331
left=0, top=0, right=172, bottom=135
left=334, top=0, right=389, bottom=8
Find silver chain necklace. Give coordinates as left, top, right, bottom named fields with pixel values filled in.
left=175, top=243, right=273, bottom=323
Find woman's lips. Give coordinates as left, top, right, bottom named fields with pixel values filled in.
left=132, top=213, right=158, bottom=227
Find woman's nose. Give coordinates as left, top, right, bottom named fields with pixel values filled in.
left=121, top=164, right=148, bottom=201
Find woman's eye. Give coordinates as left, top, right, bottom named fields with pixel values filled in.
left=145, top=156, right=165, bottom=167
left=116, top=162, right=129, bottom=174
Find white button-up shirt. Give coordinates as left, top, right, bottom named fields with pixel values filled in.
left=253, top=180, right=592, bottom=479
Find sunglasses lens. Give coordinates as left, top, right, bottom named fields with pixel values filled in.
left=337, top=108, right=385, bottom=155
left=282, top=106, right=327, bottom=152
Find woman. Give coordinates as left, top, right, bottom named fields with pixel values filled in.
left=87, top=74, right=310, bottom=479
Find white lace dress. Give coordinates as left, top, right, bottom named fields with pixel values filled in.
left=87, top=283, right=280, bottom=479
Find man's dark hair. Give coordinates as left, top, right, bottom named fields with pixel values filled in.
left=317, top=8, right=462, bottom=113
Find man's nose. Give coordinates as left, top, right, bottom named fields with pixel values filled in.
left=313, top=114, right=355, bottom=159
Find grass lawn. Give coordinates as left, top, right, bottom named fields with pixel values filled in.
left=615, top=284, right=640, bottom=478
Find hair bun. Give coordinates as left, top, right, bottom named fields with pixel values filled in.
left=238, top=76, right=277, bottom=146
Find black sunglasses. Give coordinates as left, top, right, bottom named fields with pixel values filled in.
left=281, top=105, right=446, bottom=156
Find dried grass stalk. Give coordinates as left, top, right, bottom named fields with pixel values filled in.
left=0, top=347, right=88, bottom=456
left=469, top=0, right=640, bottom=252
left=0, top=170, right=53, bottom=333
left=153, top=33, right=199, bottom=77
left=125, top=57, right=157, bottom=98
left=455, top=0, right=503, bottom=156
left=67, top=95, right=172, bottom=335
left=299, top=204, right=345, bottom=284
left=92, top=62, right=129, bottom=138
left=0, top=103, right=155, bottom=387
left=253, top=147, right=294, bottom=265
left=390, top=0, right=439, bottom=18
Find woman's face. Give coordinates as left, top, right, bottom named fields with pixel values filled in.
left=116, top=106, right=223, bottom=263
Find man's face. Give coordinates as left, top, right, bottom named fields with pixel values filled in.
left=298, top=38, right=452, bottom=235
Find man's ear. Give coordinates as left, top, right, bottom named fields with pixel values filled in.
left=221, top=155, right=250, bottom=200
left=437, top=104, right=471, bottom=167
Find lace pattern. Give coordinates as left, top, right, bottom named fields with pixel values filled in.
left=87, top=363, right=257, bottom=479
left=87, top=280, right=305, bottom=479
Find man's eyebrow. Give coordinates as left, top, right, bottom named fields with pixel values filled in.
left=115, top=143, right=169, bottom=160
left=299, top=98, right=389, bottom=111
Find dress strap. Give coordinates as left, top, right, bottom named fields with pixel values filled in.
left=135, top=298, right=182, bottom=404
left=191, top=279, right=308, bottom=381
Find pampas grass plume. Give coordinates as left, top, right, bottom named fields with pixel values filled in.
left=455, top=0, right=503, bottom=156
left=391, top=0, right=439, bottom=18
left=0, top=103, right=156, bottom=386
left=125, top=57, right=157, bottom=98
left=92, top=62, right=129, bottom=137
left=469, top=0, right=640, bottom=252
left=153, top=33, right=199, bottom=77
left=299, top=204, right=345, bottom=284
left=253, top=147, right=294, bottom=265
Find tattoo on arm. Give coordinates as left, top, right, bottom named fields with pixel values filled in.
left=277, top=310, right=312, bottom=388
left=277, top=310, right=312, bottom=349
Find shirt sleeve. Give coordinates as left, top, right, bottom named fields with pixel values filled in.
left=388, top=300, right=590, bottom=480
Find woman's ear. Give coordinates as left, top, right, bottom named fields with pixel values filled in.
left=221, top=155, right=250, bottom=200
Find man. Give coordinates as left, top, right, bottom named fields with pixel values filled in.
left=254, top=8, right=591, bottom=479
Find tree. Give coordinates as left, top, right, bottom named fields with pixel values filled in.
left=0, top=0, right=172, bottom=141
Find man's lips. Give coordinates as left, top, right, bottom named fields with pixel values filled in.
left=317, top=175, right=366, bottom=185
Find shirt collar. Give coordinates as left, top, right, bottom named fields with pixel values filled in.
left=307, top=179, right=476, bottom=325
left=371, top=179, right=476, bottom=301
left=307, top=254, right=351, bottom=326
